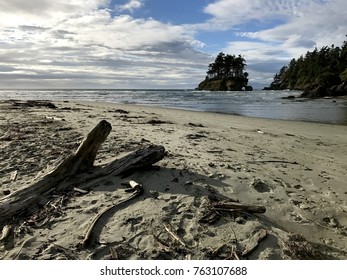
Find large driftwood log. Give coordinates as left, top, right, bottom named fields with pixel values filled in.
left=0, top=120, right=166, bottom=226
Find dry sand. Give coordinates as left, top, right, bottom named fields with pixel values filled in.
left=0, top=99, right=346, bottom=260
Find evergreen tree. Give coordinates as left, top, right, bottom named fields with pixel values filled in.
left=206, top=52, right=246, bottom=80
left=268, top=36, right=347, bottom=91
left=198, top=52, right=250, bottom=91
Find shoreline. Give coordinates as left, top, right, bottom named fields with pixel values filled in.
left=137, top=102, right=347, bottom=126
left=1, top=88, right=347, bottom=126
left=1, top=99, right=346, bottom=260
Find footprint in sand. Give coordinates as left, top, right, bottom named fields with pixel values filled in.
left=289, top=213, right=310, bottom=224
left=162, top=201, right=185, bottom=215
left=251, top=178, right=272, bottom=193
left=322, top=216, right=341, bottom=228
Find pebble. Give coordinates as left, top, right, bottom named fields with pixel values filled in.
left=299, top=204, right=311, bottom=210
left=322, top=239, right=333, bottom=245
left=149, top=190, right=159, bottom=198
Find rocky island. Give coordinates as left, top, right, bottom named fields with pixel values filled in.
left=197, top=52, right=253, bottom=91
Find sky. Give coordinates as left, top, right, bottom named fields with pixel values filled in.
left=0, top=0, right=346, bottom=89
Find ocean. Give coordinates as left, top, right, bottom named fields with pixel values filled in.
left=1, top=89, right=347, bottom=125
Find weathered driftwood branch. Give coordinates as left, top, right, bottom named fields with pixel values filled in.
left=241, top=228, right=267, bottom=257
left=199, top=197, right=266, bottom=225
left=212, top=201, right=266, bottom=214
left=81, top=181, right=143, bottom=249
left=0, top=120, right=166, bottom=227
left=0, top=225, right=11, bottom=242
left=73, top=119, right=112, bottom=172
left=163, top=222, right=187, bottom=248
left=247, top=160, right=299, bottom=165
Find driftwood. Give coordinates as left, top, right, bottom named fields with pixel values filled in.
left=163, top=222, right=187, bottom=248
left=199, top=197, right=266, bottom=225
left=212, top=201, right=266, bottom=214
left=241, top=228, right=267, bottom=257
left=81, top=180, right=143, bottom=249
left=0, top=120, right=166, bottom=227
left=0, top=225, right=11, bottom=242
left=247, top=160, right=299, bottom=165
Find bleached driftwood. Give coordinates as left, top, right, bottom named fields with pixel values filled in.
left=0, top=120, right=165, bottom=227
left=81, top=180, right=143, bottom=249
left=241, top=228, right=267, bottom=257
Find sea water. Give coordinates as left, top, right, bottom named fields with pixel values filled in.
left=0, top=89, right=346, bottom=125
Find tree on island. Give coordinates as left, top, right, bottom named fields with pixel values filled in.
left=266, top=36, right=347, bottom=97
left=197, top=52, right=252, bottom=91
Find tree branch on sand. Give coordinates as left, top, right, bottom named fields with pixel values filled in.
left=0, top=120, right=166, bottom=227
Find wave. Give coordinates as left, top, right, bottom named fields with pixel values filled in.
left=0, top=89, right=346, bottom=125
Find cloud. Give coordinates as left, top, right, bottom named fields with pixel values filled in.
left=0, top=0, right=110, bottom=26
left=203, top=0, right=347, bottom=50
left=0, top=0, right=109, bottom=14
left=201, top=0, right=308, bottom=30
left=59, top=14, right=196, bottom=51
left=1, top=0, right=346, bottom=89
left=203, top=0, right=326, bottom=25
left=222, top=40, right=291, bottom=88
left=115, top=0, right=143, bottom=13
left=0, top=1, right=210, bottom=88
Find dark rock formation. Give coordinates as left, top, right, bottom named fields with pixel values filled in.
left=331, top=81, right=347, bottom=95
left=301, top=84, right=327, bottom=98
left=300, top=81, right=347, bottom=98
left=197, top=77, right=252, bottom=91
left=281, top=95, right=296, bottom=100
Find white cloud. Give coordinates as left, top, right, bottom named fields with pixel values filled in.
left=203, top=0, right=347, bottom=51
left=0, top=1, right=209, bottom=88
left=202, top=0, right=310, bottom=30
left=0, top=0, right=109, bottom=13
left=61, top=14, right=195, bottom=51
left=115, top=0, right=143, bottom=13
left=0, top=0, right=110, bottom=26
left=250, top=2, right=346, bottom=46
left=1, top=0, right=346, bottom=89
left=203, top=0, right=326, bottom=25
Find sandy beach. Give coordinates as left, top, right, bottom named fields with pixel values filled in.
left=0, top=99, right=346, bottom=260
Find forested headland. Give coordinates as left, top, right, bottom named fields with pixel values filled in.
left=266, top=37, right=347, bottom=98
left=197, top=52, right=252, bottom=91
